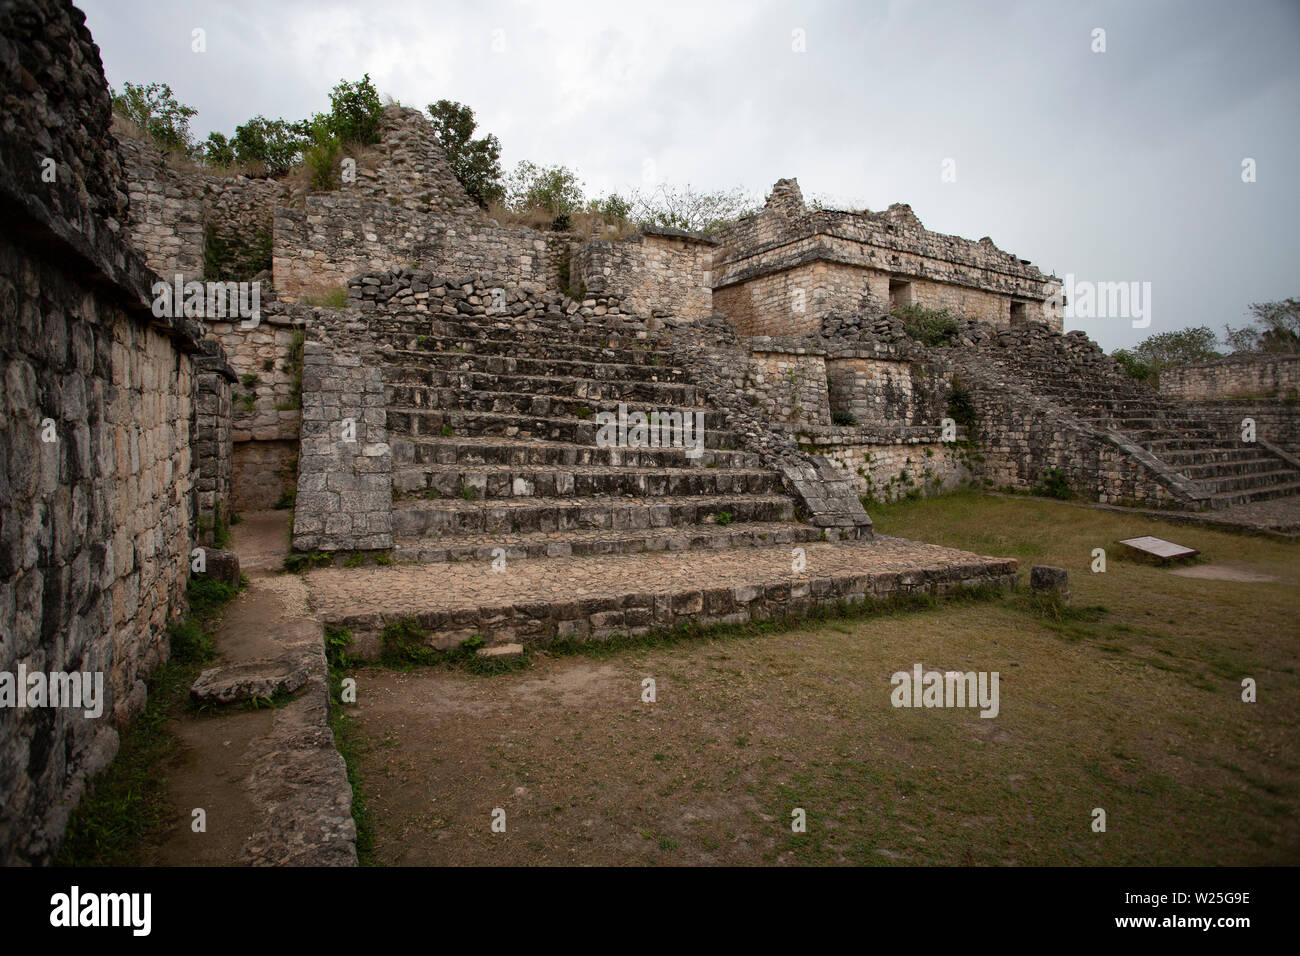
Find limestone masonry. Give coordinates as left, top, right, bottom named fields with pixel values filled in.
left=3, top=0, right=1297, bottom=865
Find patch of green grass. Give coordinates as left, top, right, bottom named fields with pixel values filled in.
left=283, top=551, right=333, bottom=573
left=56, top=575, right=242, bottom=865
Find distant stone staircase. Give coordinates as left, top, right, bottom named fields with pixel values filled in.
left=963, top=324, right=1300, bottom=508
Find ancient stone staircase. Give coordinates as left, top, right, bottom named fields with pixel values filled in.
left=366, top=285, right=821, bottom=562
left=968, top=325, right=1300, bottom=507
left=291, top=272, right=1016, bottom=652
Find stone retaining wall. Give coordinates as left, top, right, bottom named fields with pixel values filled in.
left=1159, top=354, right=1300, bottom=400
left=292, top=341, right=393, bottom=552
left=572, top=227, right=716, bottom=321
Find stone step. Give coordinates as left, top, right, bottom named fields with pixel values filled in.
left=1190, top=468, right=1300, bottom=494
left=393, top=521, right=827, bottom=563
left=390, top=435, right=763, bottom=470
left=390, top=493, right=797, bottom=537
left=382, top=367, right=699, bottom=405
left=385, top=407, right=744, bottom=449
left=1179, top=457, right=1292, bottom=479
left=1152, top=445, right=1273, bottom=466
left=391, top=435, right=762, bottom=470
left=381, top=337, right=678, bottom=366
left=392, top=464, right=784, bottom=499
left=1207, top=479, right=1300, bottom=508
left=304, top=537, right=1019, bottom=650
left=373, top=323, right=666, bottom=354
left=382, top=349, right=689, bottom=383
left=384, top=389, right=727, bottom=429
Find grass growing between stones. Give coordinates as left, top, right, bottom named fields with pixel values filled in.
left=55, top=576, right=243, bottom=866
left=344, top=491, right=1300, bottom=866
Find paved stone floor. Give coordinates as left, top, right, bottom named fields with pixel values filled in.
left=304, top=535, right=1013, bottom=624
left=1208, top=495, right=1300, bottom=534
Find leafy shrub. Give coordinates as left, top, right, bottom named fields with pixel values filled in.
left=233, top=115, right=309, bottom=175
left=1111, top=348, right=1156, bottom=386
left=894, top=304, right=959, bottom=346
left=111, top=82, right=197, bottom=154
left=505, top=160, right=585, bottom=219
left=831, top=410, right=858, bottom=427
left=946, top=383, right=977, bottom=427
left=202, top=131, right=235, bottom=166
left=303, top=127, right=343, bottom=190
left=325, top=74, right=383, bottom=145
left=1035, top=466, right=1073, bottom=500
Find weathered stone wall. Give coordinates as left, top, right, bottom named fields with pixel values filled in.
left=1180, top=400, right=1300, bottom=458
left=273, top=194, right=554, bottom=302
left=233, top=439, right=298, bottom=512
left=572, top=228, right=715, bottom=321
left=0, top=0, right=241, bottom=863
left=743, top=350, right=831, bottom=425
left=292, top=341, right=393, bottom=552
left=193, top=342, right=236, bottom=541
left=713, top=178, right=1062, bottom=334
left=1159, top=354, right=1300, bottom=400
left=115, top=130, right=285, bottom=283
left=713, top=261, right=826, bottom=338
left=814, top=438, right=969, bottom=502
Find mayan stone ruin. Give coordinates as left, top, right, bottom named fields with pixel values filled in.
left=1, top=0, right=1297, bottom=879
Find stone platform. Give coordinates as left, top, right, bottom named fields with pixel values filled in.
left=304, top=536, right=1017, bottom=653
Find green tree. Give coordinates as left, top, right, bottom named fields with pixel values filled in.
left=1223, top=298, right=1300, bottom=354
left=110, top=82, right=197, bottom=154
left=326, top=74, right=383, bottom=145
left=201, top=131, right=235, bottom=167
left=1112, top=325, right=1221, bottom=385
left=232, top=116, right=310, bottom=175
left=426, top=99, right=504, bottom=206
left=506, top=160, right=586, bottom=220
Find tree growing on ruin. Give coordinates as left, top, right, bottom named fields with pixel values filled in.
left=505, top=161, right=586, bottom=224
left=231, top=116, right=310, bottom=176
left=1223, top=298, right=1300, bottom=354
left=110, top=82, right=197, bottom=154
left=326, top=74, right=384, bottom=145
left=1112, top=325, right=1221, bottom=385
left=426, top=100, right=505, bottom=207
left=627, top=183, right=758, bottom=234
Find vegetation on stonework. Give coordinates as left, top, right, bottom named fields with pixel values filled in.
left=56, top=575, right=242, bottom=865
left=894, top=303, right=960, bottom=346
left=1034, top=466, right=1073, bottom=500
left=115, top=78, right=759, bottom=237
left=302, top=287, right=349, bottom=308
left=1112, top=325, right=1221, bottom=387
left=427, top=99, right=505, bottom=207
left=203, top=224, right=272, bottom=282
left=110, top=82, right=197, bottom=154
left=1113, top=302, right=1298, bottom=387
left=1222, top=298, right=1300, bottom=355
left=946, top=379, right=977, bottom=427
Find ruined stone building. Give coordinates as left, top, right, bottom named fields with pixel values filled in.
left=712, top=178, right=1064, bottom=337
left=3, top=0, right=1297, bottom=865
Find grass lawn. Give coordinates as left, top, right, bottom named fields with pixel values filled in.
left=343, top=491, right=1300, bottom=866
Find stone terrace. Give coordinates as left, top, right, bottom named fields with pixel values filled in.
left=307, top=537, right=1017, bottom=652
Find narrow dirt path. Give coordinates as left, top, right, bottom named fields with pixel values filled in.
left=144, top=511, right=352, bottom=865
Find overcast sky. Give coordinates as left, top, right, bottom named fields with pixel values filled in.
left=80, top=0, right=1299, bottom=351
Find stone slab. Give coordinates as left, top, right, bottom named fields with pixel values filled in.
left=1118, top=536, right=1200, bottom=561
